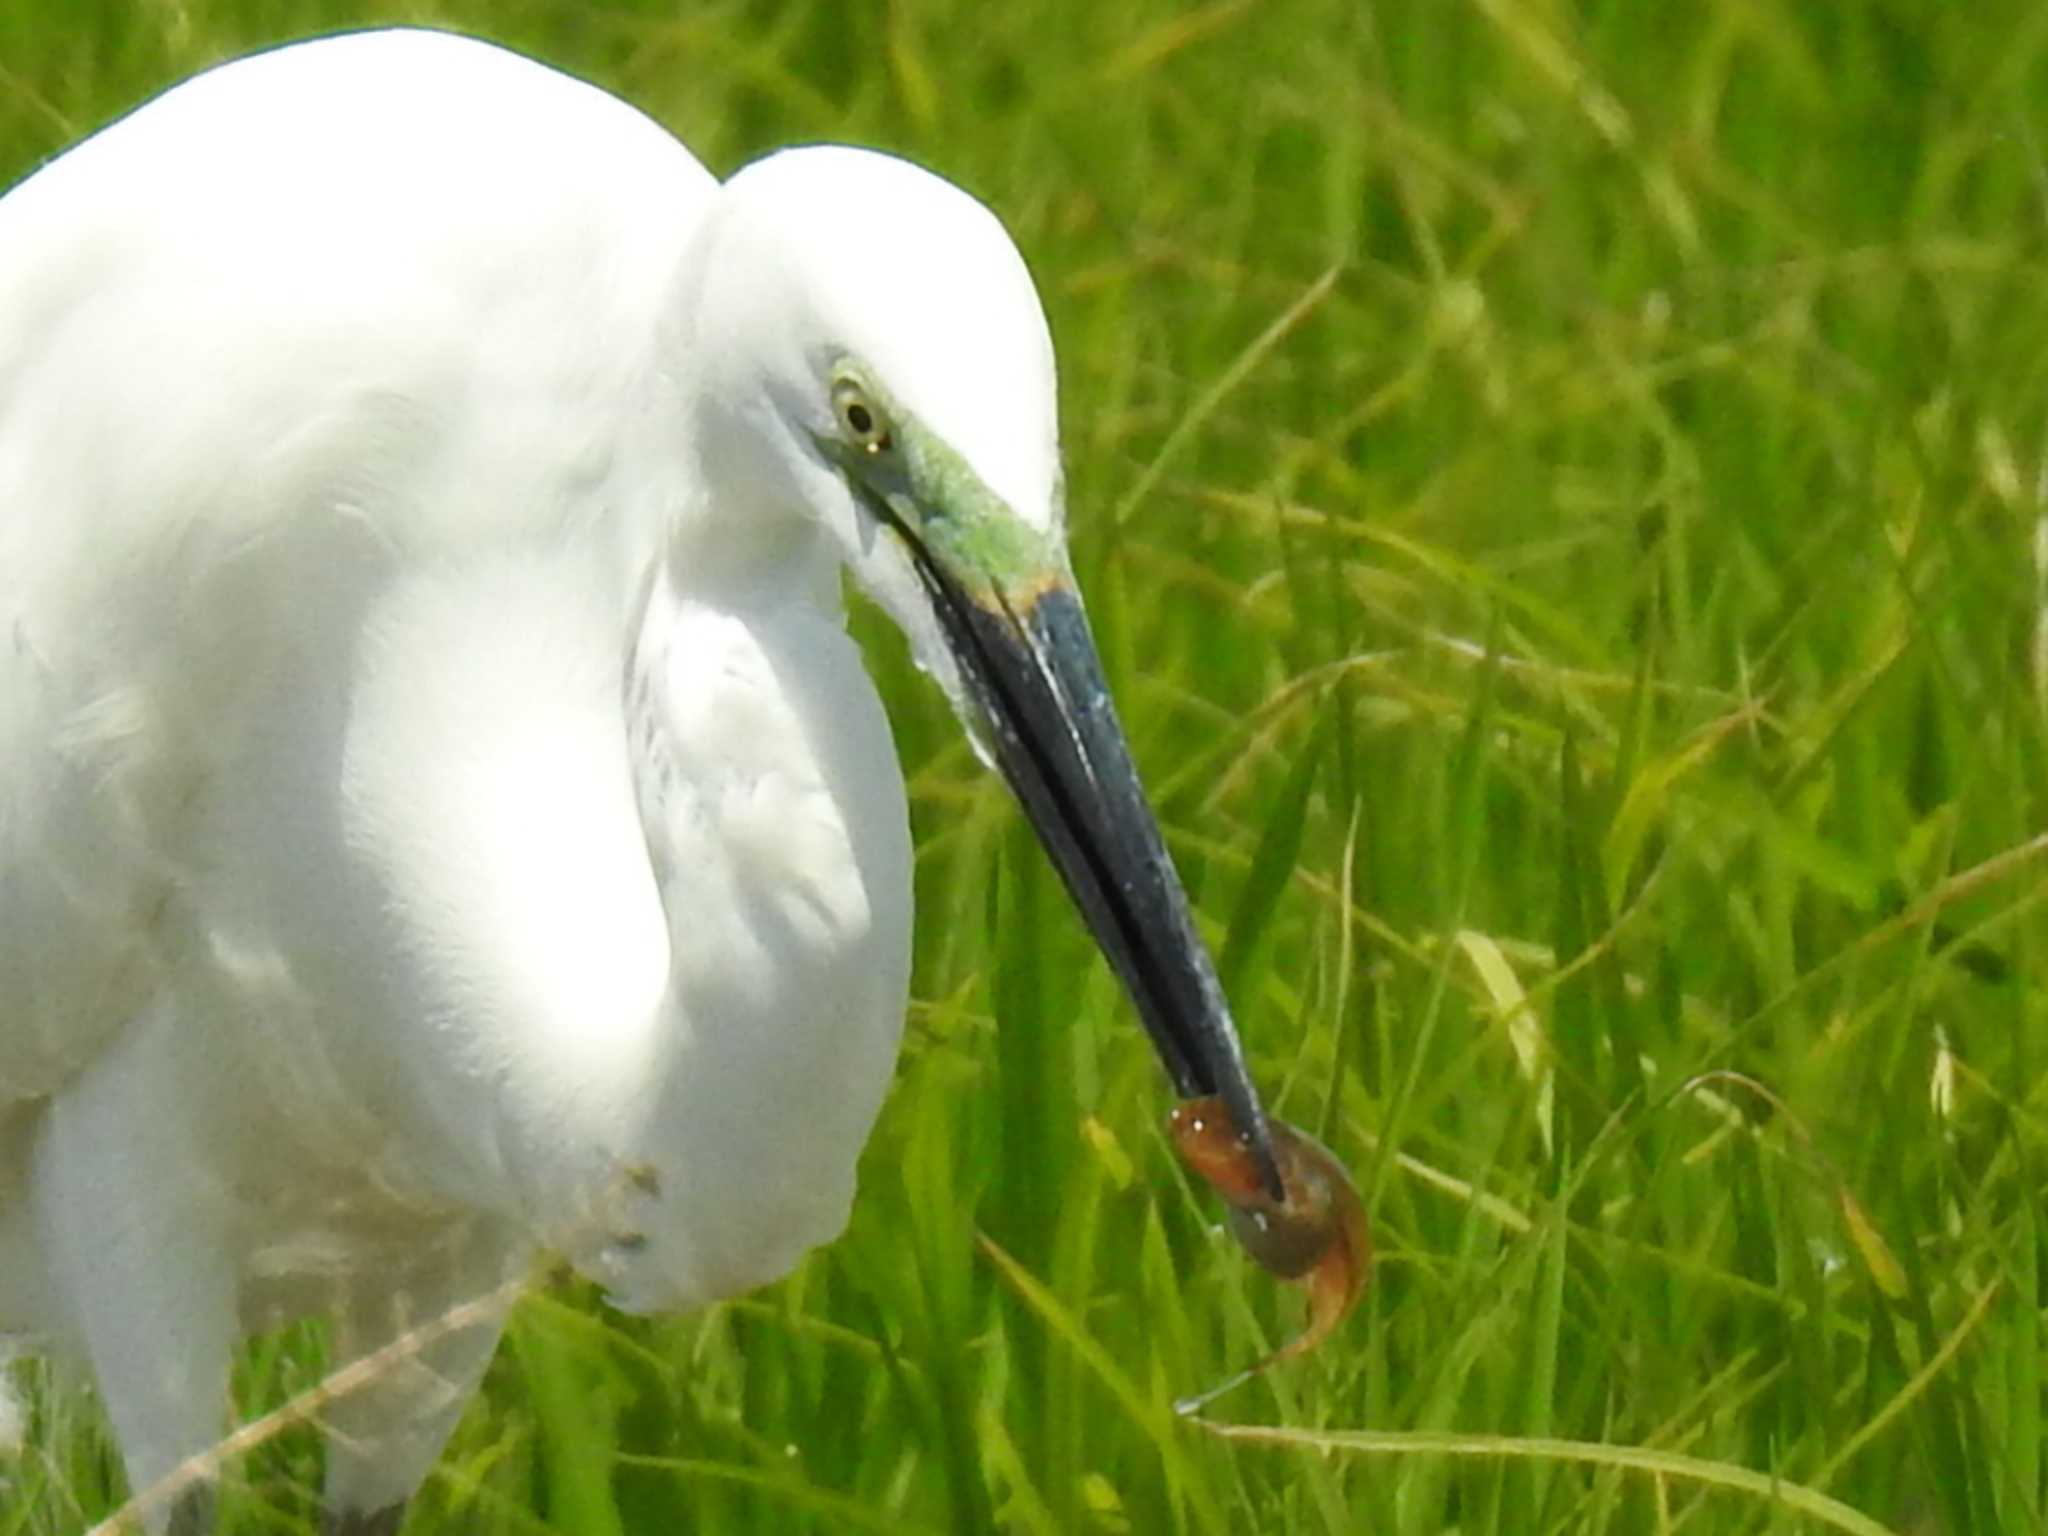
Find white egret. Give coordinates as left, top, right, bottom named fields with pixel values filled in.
left=0, top=26, right=1285, bottom=1536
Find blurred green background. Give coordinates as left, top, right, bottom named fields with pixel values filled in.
left=5, top=2, right=2048, bottom=1532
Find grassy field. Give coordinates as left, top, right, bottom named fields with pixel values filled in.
left=5, top=1, right=2048, bottom=1532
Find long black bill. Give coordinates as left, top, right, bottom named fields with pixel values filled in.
left=913, top=553, right=1282, bottom=1197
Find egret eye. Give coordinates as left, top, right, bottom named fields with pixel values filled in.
left=832, top=378, right=893, bottom=455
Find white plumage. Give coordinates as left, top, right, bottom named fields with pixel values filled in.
left=0, top=29, right=1274, bottom=1534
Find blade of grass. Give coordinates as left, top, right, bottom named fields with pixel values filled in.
left=1195, top=1424, right=1902, bottom=1536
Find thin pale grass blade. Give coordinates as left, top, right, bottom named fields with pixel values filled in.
left=1194, top=1423, right=1900, bottom=1536
left=1110, top=267, right=1341, bottom=531
left=85, top=1275, right=529, bottom=1536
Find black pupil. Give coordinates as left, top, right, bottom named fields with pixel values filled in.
left=847, top=402, right=874, bottom=436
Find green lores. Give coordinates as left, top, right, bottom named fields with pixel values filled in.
left=817, top=358, right=1064, bottom=610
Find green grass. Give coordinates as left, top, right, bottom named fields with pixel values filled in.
left=5, top=1, right=2048, bottom=1531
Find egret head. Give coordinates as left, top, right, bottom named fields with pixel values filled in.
left=681, top=146, right=1280, bottom=1191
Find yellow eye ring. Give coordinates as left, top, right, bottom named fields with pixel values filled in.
left=832, top=379, right=893, bottom=455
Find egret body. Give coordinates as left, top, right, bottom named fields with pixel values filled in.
left=0, top=30, right=1275, bottom=1533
